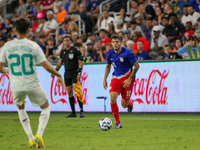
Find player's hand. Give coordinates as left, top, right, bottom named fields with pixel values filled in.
left=123, top=78, right=132, bottom=88
left=57, top=76, right=66, bottom=89
left=76, top=74, right=81, bottom=81
left=103, top=80, right=108, bottom=90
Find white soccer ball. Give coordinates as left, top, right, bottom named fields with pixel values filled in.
left=99, top=117, right=112, bottom=131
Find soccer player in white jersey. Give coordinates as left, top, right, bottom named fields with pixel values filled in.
left=0, top=18, right=65, bottom=148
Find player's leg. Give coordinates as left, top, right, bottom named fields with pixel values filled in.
left=17, top=104, right=36, bottom=147
left=72, top=77, right=84, bottom=117
left=27, top=87, right=50, bottom=148
left=121, top=80, right=134, bottom=112
left=110, top=92, right=122, bottom=129
left=65, top=77, right=77, bottom=118
left=35, top=101, right=50, bottom=148
left=109, top=78, right=123, bottom=128
left=13, top=91, right=36, bottom=147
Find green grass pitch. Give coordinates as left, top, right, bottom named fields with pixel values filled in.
left=0, top=112, right=200, bottom=150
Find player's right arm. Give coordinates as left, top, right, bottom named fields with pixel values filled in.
left=103, top=50, right=112, bottom=90
left=103, top=64, right=111, bottom=90
left=34, top=45, right=65, bottom=88
left=41, top=60, right=65, bottom=89
left=51, top=58, right=63, bottom=78
left=0, top=62, right=9, bottom=74
left=0, top=44, right=9, bottom=74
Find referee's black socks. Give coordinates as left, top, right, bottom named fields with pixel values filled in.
left=77, top=98, right=83, bottom=112
left=69, top=96, right=76, bottom=114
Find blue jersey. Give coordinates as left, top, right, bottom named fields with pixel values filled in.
left=107, top=47, right=136, bottom=78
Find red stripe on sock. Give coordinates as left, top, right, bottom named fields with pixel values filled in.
left=111, top=103, right=120, bottom=123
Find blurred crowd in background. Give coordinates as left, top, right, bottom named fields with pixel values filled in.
left=0, top=0, right=200, bottom=63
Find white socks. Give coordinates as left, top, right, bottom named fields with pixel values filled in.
left=18, top=109, right=34, bottom=141
left=37, top=106, right=50, bottom=137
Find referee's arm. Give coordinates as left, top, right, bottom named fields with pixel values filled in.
left=55, top=58, right=63, bottom=71
left=78, top=59, right=84, bottom=70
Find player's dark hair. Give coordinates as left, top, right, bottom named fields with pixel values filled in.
left=15, top=18, right=30, bottom=35
left=137, top=40, right=144, bottom=44
left=111, top=34, right=123, bottom=42
left=63, top=36, right=72, bottom=41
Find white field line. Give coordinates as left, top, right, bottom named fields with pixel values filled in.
left=0, top=117, right=200, bottom=121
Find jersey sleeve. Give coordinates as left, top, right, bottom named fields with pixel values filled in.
left=127, top=49, right=136, bottom=65
left=0, top=45, right=7, bottom=63
left=75, top=48, right=83, bottom=60
left=34, top=45, right=47, bottom=64
left=106, top=50, right=111, bottom=64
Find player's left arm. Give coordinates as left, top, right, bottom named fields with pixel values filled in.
left=128, top=61, right=140, bottom=79
left=123, top=61, right=140, bottom=88
left=0, top=62, right=9, bottom=74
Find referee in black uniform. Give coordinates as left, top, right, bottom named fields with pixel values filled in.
left=52, top=36, right=84, bottom=117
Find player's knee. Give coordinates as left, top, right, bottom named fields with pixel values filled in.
left=67, top=89, right=73, bottom=97
left=68, top=92, right=73, bottom=97
left=17, top=104, right=25, bottom=109
left=110, top=98, right=117, bottom=104
left=40, top=100, right=49, bottom=109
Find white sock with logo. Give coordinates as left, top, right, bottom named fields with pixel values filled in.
left=37, top=106, right=50, bottom=137
left=18, top=109, right=34, bottom=141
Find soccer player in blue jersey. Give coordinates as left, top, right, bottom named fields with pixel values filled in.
left=103, top=34, right=140, bottom=129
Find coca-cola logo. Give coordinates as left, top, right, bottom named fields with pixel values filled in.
left=50, top=72, right=88, bottom=104
left=133, top=70, right=169, bottom=105
left=0, top=74, right=14, bottom=105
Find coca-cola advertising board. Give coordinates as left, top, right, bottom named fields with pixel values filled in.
left=1, top=61, right=200, bottom=112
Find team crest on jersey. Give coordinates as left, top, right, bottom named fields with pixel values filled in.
left=69, top=53, right=74, bottom=59
left=120, top=57, right=124, bottom=62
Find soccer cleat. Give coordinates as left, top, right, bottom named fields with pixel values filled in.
left=114, top=122, right=122, bottom=129
left=65, top=113, right=77, bottom=118
left=34, top=134, right=45, bottom=148
left=80, top=112, right=85, bottom=118
left=28, top=139, right=38, bottom=148
left=128, top=100, right=134, bottom=113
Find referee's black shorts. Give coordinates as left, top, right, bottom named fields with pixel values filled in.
left=64, top=70, right=78, bottom=87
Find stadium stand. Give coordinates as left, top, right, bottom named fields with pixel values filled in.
left=1, top=0, right=200, bottom=62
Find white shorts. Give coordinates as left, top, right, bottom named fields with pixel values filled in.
left=12, top=86, right=48, bottom=107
